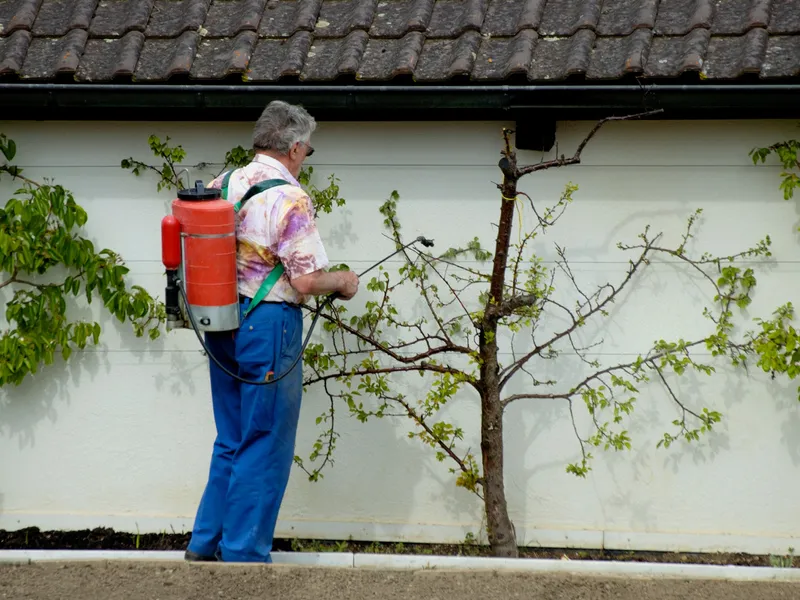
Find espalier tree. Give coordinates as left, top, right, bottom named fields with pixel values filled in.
left=129, top=116, right=799, bottom=559
left=0, top=134, right=164, bottom=387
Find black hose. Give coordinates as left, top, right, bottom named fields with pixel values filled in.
left=178, top=235, right=434, bottom=386
left=177, top=281, right=327, bottom=386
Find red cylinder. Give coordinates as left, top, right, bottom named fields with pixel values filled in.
left=161, top=215, right=182, bottom=270
left=171, top=198, right=237, bottom=308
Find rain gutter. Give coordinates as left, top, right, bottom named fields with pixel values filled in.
left=0, top=83, right=798, bottom=121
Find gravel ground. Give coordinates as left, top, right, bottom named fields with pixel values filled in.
left=2, top=562, right=800, bottom=600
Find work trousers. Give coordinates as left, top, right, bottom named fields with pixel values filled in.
left=187, top=299, right=303, bottom=563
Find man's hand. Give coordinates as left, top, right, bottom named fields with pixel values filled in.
left=336, top=271, right=359, bottom=300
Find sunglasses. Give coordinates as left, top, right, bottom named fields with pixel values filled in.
left=300, top=141, right=314, bottom=157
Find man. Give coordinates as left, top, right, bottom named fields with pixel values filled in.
left=185, top=100, right=359, bottom=563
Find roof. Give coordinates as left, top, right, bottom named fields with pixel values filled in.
left=1, top=0, right=799, bottom=85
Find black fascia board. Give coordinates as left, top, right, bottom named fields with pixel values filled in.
left=0, top=83, right=798, bottom=121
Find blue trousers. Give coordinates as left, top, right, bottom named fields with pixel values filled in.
left=187, top=299, right=303, bottom=563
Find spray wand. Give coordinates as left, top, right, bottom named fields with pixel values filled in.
left=176, top=236, right=434, bottom=386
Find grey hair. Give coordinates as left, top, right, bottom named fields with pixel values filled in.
left=252, top=100, right=316, bottom=154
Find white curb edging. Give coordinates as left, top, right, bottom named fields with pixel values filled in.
left=0, top=550, right=187, bottom=562
left=0, top=550, right=353, bottom=568
left=272, top=552, right=353, bottom=567
left=2, top=550, right=800, bottom=582
left=354, top=553, right=800, bottom=581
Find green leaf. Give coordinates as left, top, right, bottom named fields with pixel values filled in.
left=1, top=136, right=16, bottom=161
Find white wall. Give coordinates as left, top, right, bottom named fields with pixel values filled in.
left=1, top=117, right=800, bottom=554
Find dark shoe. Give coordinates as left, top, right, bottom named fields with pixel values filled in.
left=185, top=549, right=217, bottom=562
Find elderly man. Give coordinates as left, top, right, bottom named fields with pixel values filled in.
left=185, top=100, right=359, bottom=563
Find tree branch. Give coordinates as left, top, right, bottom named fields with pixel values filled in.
left=409, top=246, right=475, bottom=327
left=124, top=160, right=169, bottom=181
left=296, top=379, right=339, bottom=480
left=0, top=269, right=19, bottom=290
left=517, top=110, right=664, bottom=177
left=568, top=398, right=589, bottom=470
left=499, top=239, right=655, bottom=389
left=304, top=363, right=475, bottom=388
left=0, top=165, right=41, bottom=188
left=499, top=334, right=751, bottom=408
left=391, top=394, right=483, bottom=499
left=493, top=293, right=539, bottom=317
left=368, top=272, right=391, bottom=340
left=654, top=366, right=704, bottom=423
left=306, top=302, right=473, bottom=363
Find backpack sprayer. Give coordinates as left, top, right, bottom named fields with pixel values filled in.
left=160, top=179, right=434, bottom=386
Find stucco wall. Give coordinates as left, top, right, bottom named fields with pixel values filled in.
left=1, top=117, right=799, bottom=554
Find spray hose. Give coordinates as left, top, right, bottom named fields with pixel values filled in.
left=177, top=236, right=434, bottom=386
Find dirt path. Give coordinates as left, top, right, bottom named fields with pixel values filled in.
left=2, top=562, right=800, bottom=600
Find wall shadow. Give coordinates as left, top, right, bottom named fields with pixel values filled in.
left=0, top=349, right=105, bottom=449
left=780, top=390, right=800, bottom=466
left=0, top=283, right=176, bottom=447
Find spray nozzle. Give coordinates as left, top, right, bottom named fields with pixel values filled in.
left=416, top=236, right=435, bottom=248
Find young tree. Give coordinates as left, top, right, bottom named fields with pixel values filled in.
left=0, top=134, right=164, bottom=387
left=297, top=113, right=800, bottom=557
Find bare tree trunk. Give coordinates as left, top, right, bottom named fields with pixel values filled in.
left=479, top=382, right=517, bottom=556
left=477, top=143, right=520, bottom=558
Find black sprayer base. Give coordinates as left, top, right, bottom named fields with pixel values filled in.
left=165, top=269, right=184, bottom=330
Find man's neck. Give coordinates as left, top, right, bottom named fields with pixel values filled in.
left=255, top=150, right=291, bottom=172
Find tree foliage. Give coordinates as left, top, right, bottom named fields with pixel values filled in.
left=0, top=134, right=165, bottom=387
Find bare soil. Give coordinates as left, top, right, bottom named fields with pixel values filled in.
left=2, top=562, right=800, bottom=600
left=0, top=527, right=793, bottom=568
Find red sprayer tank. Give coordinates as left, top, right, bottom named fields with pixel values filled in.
left=160, top=181, right=239, bottom=332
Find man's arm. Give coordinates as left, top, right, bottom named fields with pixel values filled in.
left=276, top=187, right=359, bottom=300
left=291, top=269, right=359, bottom=300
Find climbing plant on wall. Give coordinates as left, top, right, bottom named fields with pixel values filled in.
left=0, top=134, right=165, bottom=387
left=746, top=134, right=800, bottom=381
left=750, top=137, right=800, bottom=202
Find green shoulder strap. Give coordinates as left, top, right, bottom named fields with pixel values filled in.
left=221, top=170, right=233, bottom=200
left=230, top=177, right=292, bottom=317
left=222, top=172, right=288, bottom=208
left=233, top=178, right=290, bottom=214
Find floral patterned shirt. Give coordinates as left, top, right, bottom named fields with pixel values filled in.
left=207, top=154, right=329, bottom=305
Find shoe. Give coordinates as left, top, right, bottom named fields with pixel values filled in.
left=184, top=549, right=217, bottom=562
